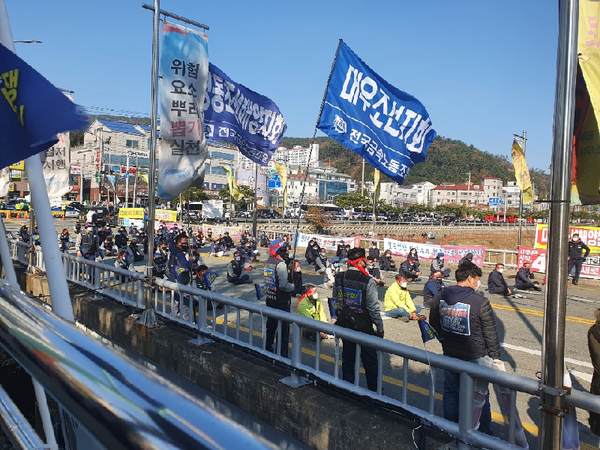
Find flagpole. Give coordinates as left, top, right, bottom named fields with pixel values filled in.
left=539, top=0, right=578, bottom=447
left=0, top=2, right=75, bottom=323
left=140, top=0, right=161, bottom=328
left=291, top=39, right=343, bottom=263
left=515, top=131, right=527, bottom=248
left=252, top=162, right=259, bottom=237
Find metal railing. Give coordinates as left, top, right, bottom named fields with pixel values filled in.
left=12, top=242, right=600, bottom=449
left=0, top=280, right=269, bottom=449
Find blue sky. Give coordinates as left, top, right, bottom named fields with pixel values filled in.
left=7, top=1, right=557, bottom=172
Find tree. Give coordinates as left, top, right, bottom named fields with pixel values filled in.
left=218, top=185, right=255, bottom=209
left=171, top=186, right=209, bottom=207
left=333, top=192, right=371, bottom=209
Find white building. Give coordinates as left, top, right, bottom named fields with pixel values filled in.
left=272, top=144, right=320, bottom=169
left=502, top=181, right=522, bottom=210
left=378, top=181, right=435, bottom=206
left=429, top=183, right=486, bottom=207
left=483, top=177, right=503, bottom=201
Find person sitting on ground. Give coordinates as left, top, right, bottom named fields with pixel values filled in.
left=324, top=256, right=342, bottom=289
left=515, top=262, right=541, bottom=291
left=408, top=248, right=420, bottom=269
left=315, top=248, right=328, bottom=275
left=210, top=239, right=226, bottom=257
left=423, top=270, right=446, bottom=308
left=384, top=274, right=424, bottom=322
left=153, top=241, right=169, bottom=278
left=458, top=252, right=474, bottom=269
left=366, top=255, right=385, bottom=287
left=399, top=256, right=422, bottom=282
left=102, top=236, right=117, bottom=257
left=431, top=252, right=451, bottom=278
left=19, top=225, right=30, bottom=243
left=368, top=242, right=380, bottom=262
left=296, top=284, right=330, bottom=340
left=128, top=238, right=144, bottom=262
left=195, top=264, right=222, bottom=311
left=114, top=227, right=128, bottom=252
left=306, top=241, right=320, bottom=266
left=379, top=249, right=396, bottom=271
left=222, top=232, right=234, bottom=250
left=487, top=263, right=513, bottom=296
left=291, top=259, right=304, bottom=297
left=259, top=232, right=270, bottom=248
left=226, top=251, right=252, bottom=285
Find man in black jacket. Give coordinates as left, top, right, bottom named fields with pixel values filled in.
left=487, top=263, right=513, bottom=296
left=568, top=233, right=590, bottom=285
left=515, top=262, right=541, bottom=291
left=430, top=261, right=500, bottom=436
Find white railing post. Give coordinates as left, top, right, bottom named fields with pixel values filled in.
left=280, top=323, right=310, bottom=388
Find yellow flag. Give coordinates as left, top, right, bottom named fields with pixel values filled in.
left=511, top=139, right=533, bottom=203
left=139, top=173, right=148, bottom=184
left=222, top=166, right=243, bottom=201
left=373, top=168, right=381, bottom=202
left=274, top=162, right=288, bottom=208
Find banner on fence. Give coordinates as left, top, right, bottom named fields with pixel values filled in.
left=535, top=224, right=600, bottom=252
left=202, top=225, right=243, bottom=240
left=119, top=208, right=177, bottom=222
left=519, top=245, right=600, bottom=279
left=383, top=238, right=486, bottom=266
left=293, top=232, right=361, bottom=251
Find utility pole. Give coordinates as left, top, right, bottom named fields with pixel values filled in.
left=361, top=159, right=365, bottom=196
left=514, top=131, right=527, bottom=248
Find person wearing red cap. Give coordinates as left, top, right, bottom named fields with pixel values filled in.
left=332, top=247, right=384, bottom=391
left=264, top=239, right=295, bottom=358
left=296, top=285, right=329, bottom=340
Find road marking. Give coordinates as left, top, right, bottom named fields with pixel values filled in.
left=501, top=342, right=593, bottom=369
left=491, top=303, right=595, bottom=325
left=570, top=370, right=593, bottom=383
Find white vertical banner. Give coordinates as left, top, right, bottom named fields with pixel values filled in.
left=158, top=21, right=209, bottom=201
left=0, top=167, right=9, bottom=197
left=43, top=132, right=71, bottom=198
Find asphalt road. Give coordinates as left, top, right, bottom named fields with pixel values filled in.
left=6, top=216, right=600, bottom=449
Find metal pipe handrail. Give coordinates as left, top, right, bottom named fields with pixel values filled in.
left=0, top=281, right=268, bottom=449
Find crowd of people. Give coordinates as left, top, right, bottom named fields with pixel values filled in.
left=30, top=219, right=598, bottom=440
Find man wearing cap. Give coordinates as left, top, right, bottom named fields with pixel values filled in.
left=515, top=262, right=541, bottom=291
left=167, top=233, right=193, bottom=321
left=333, top=247, right=384, bottom=391
left=264, top=239, right=295, bottom=358
left=296, top=285, right=329, bottom=340
left=431, top=252, right=451, bottom=278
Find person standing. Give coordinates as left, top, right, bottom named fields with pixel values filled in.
left=333, top=247, right=384, bottom=392
left=429, top=261, right=499, bottom=436
left=167, top=233, right=193, bottom=321
left=568, top=233, right=590, bottom=285
left=78, top=224, right=99, bottom=284
left=588, top=308, right=600, bottom=436
left=264, top=239, right=295, bottom=358
left=58, top=229, right=70, bottom=253
left=487, top=263, right=513, bottom=296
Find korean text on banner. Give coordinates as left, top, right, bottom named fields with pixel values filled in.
left=0, top=43, right=88, bottom=169
left=317, top=41, right=436, bottom=184
left=293, top=232, right=361, bottom=251
left=158, top=21, right=209, bottom=201
left=383, top=238, right=486, bottom=266
left=535, top=223, right=600, bottom=252
left=511, top=139, right=533, bottom=204
left=572, top=0, right=600, bottom=205
left=204, top=63, right=287, bottom=166
left=43, top=132, right=71, bottom=197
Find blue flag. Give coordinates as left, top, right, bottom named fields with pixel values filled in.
left=0, top=43, right=88, bottom=169
left=418, top=320, right=439, bottom=344
left=254, top=283, right=269, bottom=301
left=204, top=63, right=287, bottom=166
left=318, top=41, right=436, bottom=184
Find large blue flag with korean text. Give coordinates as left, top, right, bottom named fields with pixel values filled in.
left=318, top=41, right=436, bottom=184
left=204, top=63, right=287, bottom=166
left=0, top=43, right=88, bottom=169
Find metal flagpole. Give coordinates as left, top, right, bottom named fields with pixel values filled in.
left=252, top=162, right=259, bottom=237
left=371, top=182, right=377, bottom=236
left=539, top=0, right=578, bottom=448
left=133, top=155, right=139, bottom=205
left=515, top=130, right=527, bottom=248
left=291, top=40, right=343, bottom=264
left=139, top=0, right=161, bottom=328
left=125, top=151, right=131, bottom=207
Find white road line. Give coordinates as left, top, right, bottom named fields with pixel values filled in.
left=570, top=370, right=592, bottom=383
left=501, top=342, right=593, bottom=369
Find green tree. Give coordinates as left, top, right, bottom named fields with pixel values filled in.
left=218, top=185, right=255, bottom=209
left=171, top=186, right=210, bottom=207
left=333, top=192, right=371, bottom=209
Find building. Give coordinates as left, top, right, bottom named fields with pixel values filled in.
left=483, top=177, right=503, bottom=201
left=379, top=181, right=435, bottom=206
left=272, top=144, right=320, bottom=170
left=502, top=181, right=523, bottom=211
left=307, top=166, right=356, bottom=201
left=204, top=143, right=239, bottom=194
left=429, top=183, right=486, bottom=207
left=273, top=174, right=319, bottom=209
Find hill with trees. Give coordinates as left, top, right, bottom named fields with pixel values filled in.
left=280, top=136, right=550, bottom=199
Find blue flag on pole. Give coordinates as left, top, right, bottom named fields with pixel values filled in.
left=418, top=319, right=439, bottom=344
left=0, top=43, right=88, bottom=170
left=204, top=63, right=287, bottom=166
left=318, top=41, right=436, bottom=184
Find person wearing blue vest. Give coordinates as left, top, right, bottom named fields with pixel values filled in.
left=263, top=239, right=295, bottom=358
